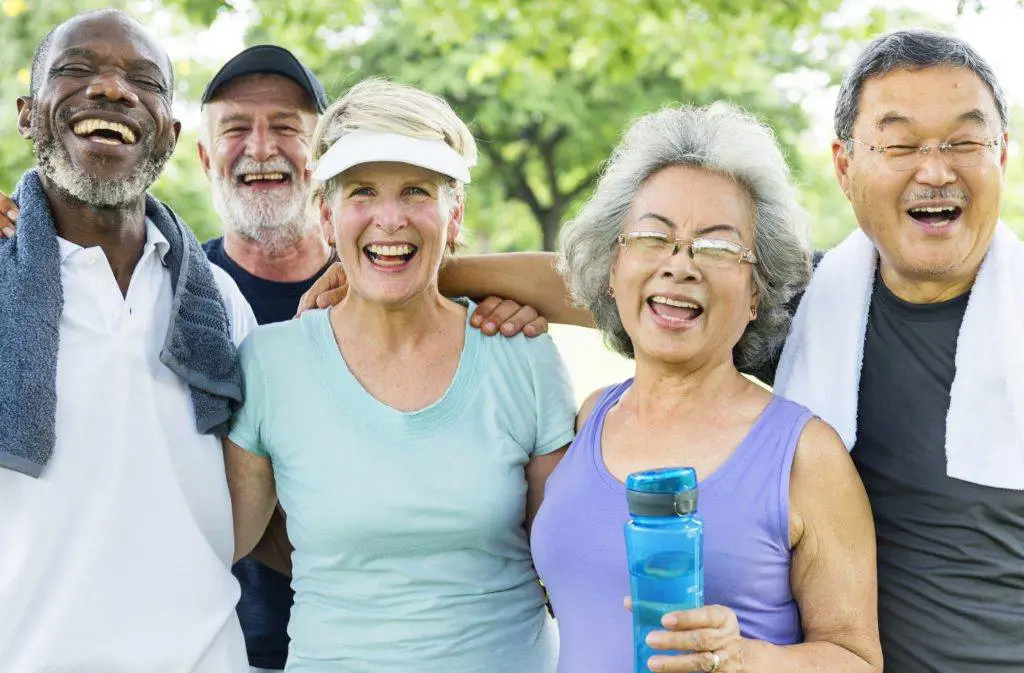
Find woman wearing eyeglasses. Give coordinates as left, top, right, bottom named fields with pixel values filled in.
left=292, top=103, right=883, bottom=673
left=528, top=104, right=882, bottom=673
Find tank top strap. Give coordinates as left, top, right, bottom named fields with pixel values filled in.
left=579, top=380, right=632, bottom=438
left=715, top=396, right=814, bottom=494
left=575, top=379, right=632, bottom=473
left=704, top=395, right=815, bottom=552
left=737, top=395, right=815, bottom=471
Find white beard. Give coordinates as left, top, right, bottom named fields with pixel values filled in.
left=210, top=157, right=317, bottom=255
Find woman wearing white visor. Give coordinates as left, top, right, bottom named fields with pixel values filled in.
left=222, top=78, right=575, bottom=673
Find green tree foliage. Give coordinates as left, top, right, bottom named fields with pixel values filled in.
left=959, top=0, right=1024, bottom=13
left=196, top=0, right=895, bottom=250
left=0, top=0, right=135, bottom=202
left=5, top=0, right=1011, bottom=251
left=0, top=0, right=223, bottom=239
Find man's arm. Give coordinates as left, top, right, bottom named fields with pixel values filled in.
left=222, top=437, right=278, bottom=563
left=248, top=505, right=293, bottom=577
left=440, top=252, right=594, bottom=328
left=295, top=252, right=594, bottom=331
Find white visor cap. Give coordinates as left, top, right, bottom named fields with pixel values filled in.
left=311, top=130, right=472, bottom=184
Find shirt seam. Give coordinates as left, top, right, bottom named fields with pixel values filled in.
left=534, top=428, right=575, bottom=457
left=231, top=337, right=271, bottom=458
left=775, top=407, right=813, bottom=553
left=873, top=298, right=967, bottom=323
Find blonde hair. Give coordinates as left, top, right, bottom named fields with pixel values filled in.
left=311, top=78, right=477, bottom=205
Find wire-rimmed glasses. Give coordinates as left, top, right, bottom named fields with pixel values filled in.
left=617, top=231, right=757, bottom=267
left=842, top=136, right=1001, bottom=171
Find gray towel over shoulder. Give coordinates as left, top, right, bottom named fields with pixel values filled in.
left=0, top=169, right=243, bottom=478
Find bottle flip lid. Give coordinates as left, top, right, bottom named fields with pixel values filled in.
left=625, top=467, right=699, bottom=517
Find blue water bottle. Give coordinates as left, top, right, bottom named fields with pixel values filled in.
left=624, top=467, right=704, bottom=672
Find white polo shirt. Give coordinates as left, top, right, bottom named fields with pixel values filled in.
left=0, top=220, right=257, bottom=673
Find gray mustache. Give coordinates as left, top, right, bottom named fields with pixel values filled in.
left=902, top=188, right=971, bottom=206
left=231, top=156, right=296, bottom=179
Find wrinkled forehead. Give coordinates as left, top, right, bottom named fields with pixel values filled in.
left=47, top=13, right=171, bottom=83
left=629, top=165, right=756, bottom=239
left=856, top=66, right=1001, bottom=136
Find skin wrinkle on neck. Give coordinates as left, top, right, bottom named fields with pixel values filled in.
left=629, top=351, right=753, bottom=421
left=878, top=255, right=980, bottom=303
left=222, top=226, right=330, bottom=283
left=40, top=179, right=148, bottom=292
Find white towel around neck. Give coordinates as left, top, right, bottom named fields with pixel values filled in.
left=774, top=223, right=1024, bottom=490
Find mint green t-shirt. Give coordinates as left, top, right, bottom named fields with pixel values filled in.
left=228, top=301, right=575, bottom=673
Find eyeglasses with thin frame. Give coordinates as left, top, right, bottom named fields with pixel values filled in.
left=842, top=136, right=1001, bottom=172
left=618, top=231, right=757, bottom=267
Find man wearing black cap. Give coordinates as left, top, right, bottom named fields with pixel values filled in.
left=0, top=32, right=549, bottom=673
left=198, top=45, right=332, bottom=673
left=194, top=46, right=546, bottom=673
left=200, top=45, right=333, bottom=330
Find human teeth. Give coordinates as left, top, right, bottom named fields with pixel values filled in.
left=910, top=206, right=956, bottom=213
left=367, top=244, right=415, bottom=256
left=242, top=172, right=286, bottom=183
left=71, top=118, right=135, bottom=143
left=650, top=295, right=701, bottom=309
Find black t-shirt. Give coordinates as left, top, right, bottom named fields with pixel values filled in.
left=204, top=236, right=329, bottom=670
left=756, top=262, right=1024, bottom=671
left=850, top=272, right=1024, bottom=672
left=205, top=236, right=326, bottom=325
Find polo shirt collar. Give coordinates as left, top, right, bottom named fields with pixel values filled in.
left=57, top=218, right=170, bottom=265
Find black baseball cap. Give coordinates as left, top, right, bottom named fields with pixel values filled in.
left=201, top=45, right=329, bottom=113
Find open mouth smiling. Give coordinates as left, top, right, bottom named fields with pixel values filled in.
left=906, top=204, right=963, bottom=228
left=364, top=243, right=418, bottom=268
left=647, top=295, right=704, bottom=327
left=70, top=117, right=138, bottom=146
left=238, top=172, right=291, bottom=187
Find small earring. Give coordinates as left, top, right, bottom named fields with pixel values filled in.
left=750, top=306, right=758, bottom=319
left=607, top=286, right=615, bottom=298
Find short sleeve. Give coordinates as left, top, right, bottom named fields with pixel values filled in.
left=525, top=334, right=577, bottom=457
left=228, top=334, right=271, bottom=458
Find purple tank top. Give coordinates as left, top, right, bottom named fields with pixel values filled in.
left=531, top=380, right=812, bottom=673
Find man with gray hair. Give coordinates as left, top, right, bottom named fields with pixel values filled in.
left=295, top=28, right=1023, bottom=672
left=0, top=42, right=332, bottom=673
left=197, top=45, right=332, bottom=673
left=193, top=46, right=554, bottom=673
left=0, top=9, right=254, bottom=672
left=198, top=46, right=335, bottom=328
left=0, top=42, right=550, bottom=672
left=774, top=29, right=1024, bottom=672
left=0, top=43, right=337, bottom=673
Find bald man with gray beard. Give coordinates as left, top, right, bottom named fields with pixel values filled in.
left=0, top=9, right=255, bottom=673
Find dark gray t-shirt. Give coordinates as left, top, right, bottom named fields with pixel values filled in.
left=850, top=272, right=1024, bottom=672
